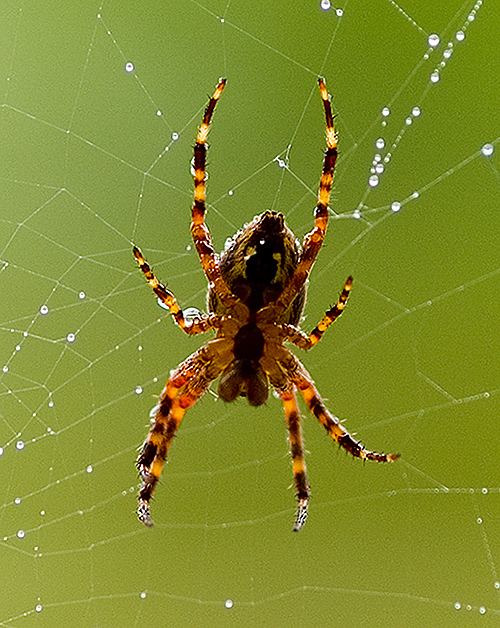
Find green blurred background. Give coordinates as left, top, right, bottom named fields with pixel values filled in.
left=1, top=0, right=499, bottom=626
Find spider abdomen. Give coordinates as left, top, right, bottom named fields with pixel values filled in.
left=209, top=211, right=306, bottom=325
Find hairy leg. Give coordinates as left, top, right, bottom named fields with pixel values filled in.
left=281, top=388, right=310, bottom=531
left=133, top=245, right=218, bottom=334
left=137, top=339, right=234, bottom=526
left=283, top=275, right=353, bottom=350
left=271, top=78, right=338, bottom=319
left=190, top=79, right=244, bottom=314
left=277, top=348, right=399, bottom=463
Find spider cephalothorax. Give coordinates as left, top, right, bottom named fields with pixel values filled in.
left=133, top=78, right=399, bottom=532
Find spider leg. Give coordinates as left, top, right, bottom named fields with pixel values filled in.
left=277, top=347, right=399, bottom=463
left=137, top=386, right=187, bottom=527
left=283, top=275, right=353, bottom=350
left=190, top=79, right=244, bottom=315
left=133, top=245, right=218, bottom=335
left=260, top=353, right=310, bottom=532
left=137, top=338, right=234, bottom=526
left=281, top=388, right=310, bottom=532
left=271, top=78, right=337, bottom=319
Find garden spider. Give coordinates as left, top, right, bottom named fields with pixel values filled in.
left=133, top=78, right=399, bottom=532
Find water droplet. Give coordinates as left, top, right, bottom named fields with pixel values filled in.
left=428, top=34, right=440, bottom=48
left=495, top=581, right=500, bottom=589
left=228, top=189, right=234, bottom=196
left=66, top=333, right=76, bottom=343
left=156, top=110, right=162, bottom=116
left=479, top=607, right=486, bottom=614
left=15, top=497, right=21, bottom=505
left=48, top=399, right=54, bottom=408
left=391, top=201, right=401, bottom=212
left=141, top=591, right=147, bottom=599
left=0, top=447, right=3, bottom=456
left=16, top=441, right=24, bottom=451
left=184, top=307, right=201, bottom=320
left=35, top=604, right=43, bottom=613
left=368, top=175, right=379, bottom=188
left=481, top=143, right=494, bottom=157
left=405, top=116, right=413, bottom=125
left=135, top=385, right=143, bottom=395
left=172, top=132, right=179, bottom=141
left=477, top=517, right=482, bottom=524
left=157, top=297, right=169, bottom=311
left=40, top=305, right=49, bottom=315
left=125, top=62, right=135, bottom=73
left=430, top=71, right=440, bottom=83
left=277, top=159, right=286, bottom=168
left=376, top=138, right=385, bottom=149
left=443, top=48, right=453, bottom=59
left=381, top=107, right=390, bottom=117
left=482, top=487, right=488, bottom=494
left=455, top=602, right=461, bottom=610
left=149, top=403, right=160, bottom=418
left=336, top=8, right=343, bottom=16
left=456, top=30, right=465, bottom=41
left=2, top=365, right=8, bottom=373
left=17, top=530, right=25, bottom=539
left=467, top=12, right=475, bottom=21
left=79, top=291, right=86, bottom=300
left=320, top=0, right=330, bottom=9
left=412, top=106, right=421, bottom=117
left=375, top=163, right=384, bottom=174
left=86, top=465, right=93, bottom=473
left=225, top=599, right=234, bottom=609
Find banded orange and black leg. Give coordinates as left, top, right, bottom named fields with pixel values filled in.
left=281, top=388, right=310, bottom=532
left=133, top=245, right=217, bottom=335
left=137, top=341, right=233, bottom=526
left=279, top=349, right=399, bottom=463
left=272, top=77, right=338, bottom=318
left=190, top=79, right=240, bottom=312
left=283, top=275, right=353, bottom=350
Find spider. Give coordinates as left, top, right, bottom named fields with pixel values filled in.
left=133, top=78, right=399, bottom=532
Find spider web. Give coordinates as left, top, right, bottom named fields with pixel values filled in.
left=1, top=0, right=499, bottom=625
